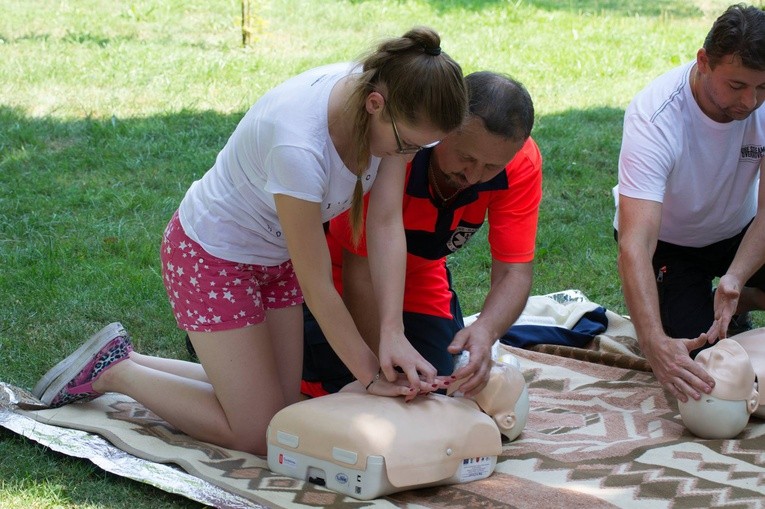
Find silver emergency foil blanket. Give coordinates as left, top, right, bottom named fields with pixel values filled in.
left=0, top=383, right=262, bottom=509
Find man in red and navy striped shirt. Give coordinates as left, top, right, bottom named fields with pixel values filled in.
left=302, top=71, right=542, bottom=398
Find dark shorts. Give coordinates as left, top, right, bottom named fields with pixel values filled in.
left=616, top=220, right=765, bottom=339
left=302, top=269, right=464, bottom=394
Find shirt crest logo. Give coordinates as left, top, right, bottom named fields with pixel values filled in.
left=446, top=225, right=479, bottom=252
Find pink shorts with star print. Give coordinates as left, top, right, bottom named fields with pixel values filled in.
left=160, top=211, right=303, bottom=332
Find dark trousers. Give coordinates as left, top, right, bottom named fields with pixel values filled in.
left=616, top=220, right=765, bottom=339
left=302, top=269, right=464, bottom=394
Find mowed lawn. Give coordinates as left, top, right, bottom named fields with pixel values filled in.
left=0, top=0, right=739, bottom=507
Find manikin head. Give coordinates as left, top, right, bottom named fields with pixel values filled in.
left=678, top=339, right=759, bottom=439
left=731, top=327, right=765, bottom=418
left=449, top=353, right=529, bottom=441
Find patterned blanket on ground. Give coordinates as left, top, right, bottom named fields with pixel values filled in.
left=2, top=343, right=764, bottom=508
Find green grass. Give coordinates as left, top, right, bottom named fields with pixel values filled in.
left=0, top=0, right=741, bottom=506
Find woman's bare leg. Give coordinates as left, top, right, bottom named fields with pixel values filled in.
left=265, top=305, right=304, bottom=406
left=94, top=322, right=294, bottom=455
left=129, top=352, right=209, bottom=382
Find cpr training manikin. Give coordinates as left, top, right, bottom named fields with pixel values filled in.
left=266, top=345, right=529, bottom=499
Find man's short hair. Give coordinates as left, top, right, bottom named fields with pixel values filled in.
left=466, top=71, right=534, bottom=141
left=704, top=3, right=765, bottom=70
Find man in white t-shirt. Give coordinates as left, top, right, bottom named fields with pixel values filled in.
left=615, top=4, right=765, bottom=403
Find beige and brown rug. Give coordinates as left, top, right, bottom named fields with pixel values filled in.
left=3, top=342, right=764, bottom=509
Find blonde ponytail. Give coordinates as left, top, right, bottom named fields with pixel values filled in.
left=345, top=26, right=468, bottom=245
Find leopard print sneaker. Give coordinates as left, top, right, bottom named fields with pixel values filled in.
left=33, top=322, right=133, bottom=407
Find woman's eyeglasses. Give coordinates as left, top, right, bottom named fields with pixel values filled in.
left=389, top=109, right=440, bottom=155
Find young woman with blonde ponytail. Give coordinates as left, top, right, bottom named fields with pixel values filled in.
left=32, top=26, right=468, bottom=455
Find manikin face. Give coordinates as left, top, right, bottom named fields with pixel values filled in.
left=678, top=339, right=759, bottom=439
left=473, top=361, right=529, bottom=442
left=449, top=356, right=529, bottom=442
left=430, top=116, right=524, bottom=189
left=696, top=50, right=765, bottom=123
left=731, top=328, right=765, bottom=418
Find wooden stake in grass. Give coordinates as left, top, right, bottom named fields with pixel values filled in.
left=242, top=0, right=254, bottom=47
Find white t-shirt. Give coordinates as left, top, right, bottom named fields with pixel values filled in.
left=615, top=61, right=765, bottom=247
left=179, top=63, right=380, bottom=265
